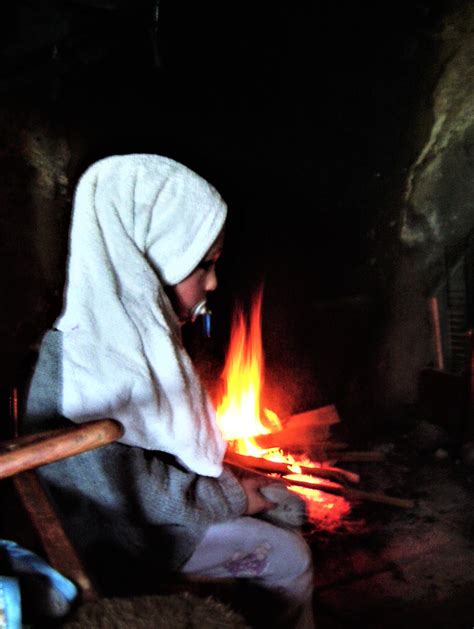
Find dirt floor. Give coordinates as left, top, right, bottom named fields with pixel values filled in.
left=308, top=423, right=474, bottom=629
left=1, top=416, right=473, bottom=628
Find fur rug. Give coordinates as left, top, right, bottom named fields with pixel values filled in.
left=62, top=591, right=249, bottom=628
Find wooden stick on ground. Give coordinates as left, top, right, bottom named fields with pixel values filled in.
left=225, top=453, right=414, bottom=509
left=283, top=477, right=415, bottom=509
left=225, top=451, right=360, bottom=484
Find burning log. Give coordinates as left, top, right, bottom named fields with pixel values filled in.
left=284, top=477, right=416, bottom=509
left=226, top=456, right=415, bottom=509
left=215, top=290, right=413, bottom=524
left=255, top=405, right=341, bottom=450
left=225, top=451, right=360, bottom=484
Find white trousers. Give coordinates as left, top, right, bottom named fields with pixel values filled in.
left=181, top=517, right=315, bottom=629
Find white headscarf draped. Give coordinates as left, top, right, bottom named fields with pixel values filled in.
left=55, top=154, right=228, bottom=476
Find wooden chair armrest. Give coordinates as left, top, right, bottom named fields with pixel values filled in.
left=0, top=419, right=123, bottom=479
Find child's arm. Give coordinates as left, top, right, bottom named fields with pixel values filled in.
left=135, top=453, right=273, bottom=523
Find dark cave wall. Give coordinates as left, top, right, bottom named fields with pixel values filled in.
left=379, top=3, right=474, bottom=429
left=0, top=1, right=466, bottom=433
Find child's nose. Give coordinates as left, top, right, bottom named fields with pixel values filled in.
left=205, top=269, right=218, bottom=292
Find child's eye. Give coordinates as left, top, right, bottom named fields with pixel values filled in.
left=198, top=260, right=215, bottom=272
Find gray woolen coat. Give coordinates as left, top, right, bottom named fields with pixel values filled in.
left=23, top=330, right=247, bottom=596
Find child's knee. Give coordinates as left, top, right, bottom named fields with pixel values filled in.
left=269, top=529, right=313, bottom=588
left=291, top=536, right=314, bottom=597
left=287, top=532, right=313, bottom=574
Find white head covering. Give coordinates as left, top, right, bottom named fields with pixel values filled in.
left=55, top=154, right=228, bottom=476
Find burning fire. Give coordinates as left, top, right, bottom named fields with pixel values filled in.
left=216, top=289, right=351, bottom=529
left=216, top=291, right=282, bottom=451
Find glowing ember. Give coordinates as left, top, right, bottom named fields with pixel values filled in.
left=216, top=289, right=351, bottom=529
left=285, top=475, right=352, bottom=527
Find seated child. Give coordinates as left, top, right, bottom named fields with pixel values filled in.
left=24, top=154, right=315, bottom=628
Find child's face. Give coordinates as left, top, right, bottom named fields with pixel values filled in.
left=166, top=229, right=225, bottom=325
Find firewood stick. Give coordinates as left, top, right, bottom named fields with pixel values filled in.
left=225, top=452, right=360, bottom=484
left=324, top=451, right=386, bottom=462
left=225, top=458, right=414, bottom=508
left=283, top=477, right=415, bottom=509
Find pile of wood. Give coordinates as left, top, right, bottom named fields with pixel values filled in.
left=225, top=405, right=415, bottom=510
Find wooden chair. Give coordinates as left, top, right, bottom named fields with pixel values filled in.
left=0, top=419, right=248, bottom=627
left=0, top=418, right=124, bottom=604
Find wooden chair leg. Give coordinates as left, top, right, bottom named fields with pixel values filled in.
left=0, top=419, right=123, bottom=602
left=11, top=471, right=98, bottom=602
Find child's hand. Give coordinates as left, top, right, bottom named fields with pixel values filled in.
left=239, top=476, right=276, bottom=515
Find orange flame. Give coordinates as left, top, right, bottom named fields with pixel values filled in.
left=216, top=288, right=351, bottom=530
left=216, top=291, right=282, bottom=454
